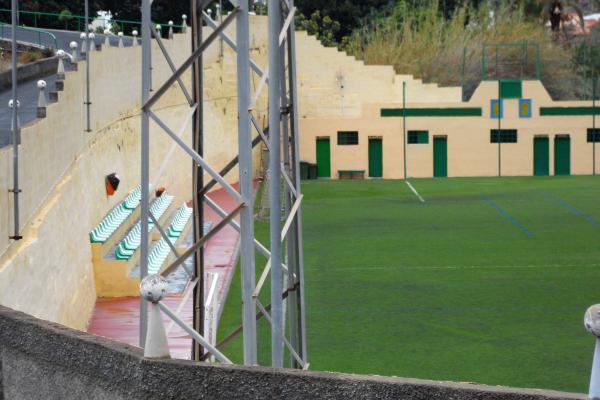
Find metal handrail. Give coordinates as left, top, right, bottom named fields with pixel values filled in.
left=0, top=21, right=58, bottom=49
left=0, top=8, right=184, bottom=32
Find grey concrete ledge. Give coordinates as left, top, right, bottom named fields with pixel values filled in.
left=0, top=56, right=58, bottom=92
left=0, top=305, right=586, bottom=400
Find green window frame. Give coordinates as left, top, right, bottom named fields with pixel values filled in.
left=499, top=80, right=522, bottom=99
left=491, top=129, right=517, bottom=143
left=407, top=130, right=429, bottom=144
left=337, top=131, right=359, bottom=145
left=588, top=128, right=600, bottom=143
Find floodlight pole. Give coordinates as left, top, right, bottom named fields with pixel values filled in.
left=286, top=0, right=308, bottom=363
left=236, top=0, right=258, bottom=365
left=191, top=0, right=205, bottom=362
left=403, top=81, right=407, bottom=179
left=9, top=0, right=21, bottom=241
left=268, top=0, right=284, bottom=368
left=282, top=0, right=308, bottom=368
left=139, top=0, right=152, bottom=347
left=85, top=0, right=91, bottom=132
left=279, top=22, right=296, bottom=365
left=593, top=75, right=596, bottom=176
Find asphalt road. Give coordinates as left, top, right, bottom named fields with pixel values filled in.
left=0, top=27, right=136, bottom=148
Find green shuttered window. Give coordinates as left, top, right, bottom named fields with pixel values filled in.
left=588, top=129, right=600, bottom=142
left=499, top=80, right=522, bottom=99
left=407, top=131, right=429, bottom=144
left=490, top=129, right=517, bottom=143
left=337, top=131, right=359, bottom=145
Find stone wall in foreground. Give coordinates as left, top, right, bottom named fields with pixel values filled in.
left=0, top=305, right=585, bottom=400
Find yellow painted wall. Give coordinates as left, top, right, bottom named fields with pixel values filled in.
left=0, top=19, right=266, bottom=329
left=300, top=80, right=600, bottom=179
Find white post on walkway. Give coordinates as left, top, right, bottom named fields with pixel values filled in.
left=585, top=304, right=600, bottom=399
left=156, top=24, right=162, bottom=39
left=141, top=275, right=171, bottom=359
left=56, top=50, right=66, bottom=80
left=118, top=31, right=124, bottom=48
left=9, top=100, right=20, bottom=133
left=80, top=32, right=87, bottom=53
left=181, top=14, right=187, bottom=33
left=37, top=80, right=47, bottom=118
left=168, top=21, right=174, bottom=39
left=104, top=29, right=110, bottom=46
left=69, top=41, right=78, bottom=62
left=88, top=32, right=96, bottom=52
left=132, top=30, right=139, bottom=46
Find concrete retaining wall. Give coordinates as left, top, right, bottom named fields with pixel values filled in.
left=0, top=49, right=57, bottom=91
left=0, top=305, right=585, bottom=400
left=0, top=22, right=263, bottom=329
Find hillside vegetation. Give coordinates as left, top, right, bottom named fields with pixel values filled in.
left=329, top=1, right=597, bottom=100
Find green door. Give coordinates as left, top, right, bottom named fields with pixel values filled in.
left=316, top=138, right=331, bottom=178
left=433, top=136, right=447, bottom=178
left=554, top=136, right=570, bottom=176
left=368, top=138, right=383, bottom=178
left=533, top=137, right=549, bottom=176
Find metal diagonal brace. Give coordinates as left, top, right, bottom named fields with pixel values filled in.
left=256, top=299, right=305, bottom=367
left=202, top=12, right=265, bottom=80
left=148, top=110, right=243, bottom=203
left=250, top=7, right=296, bottom=108
left=254, top=195, right=301, bottom=298
left=280, top=168, right=297, bottom=198
left=278, top=7, right=296, bottom=45
left=198, top=134, right=262, bottom=198
left=166, top=277, right=199, bottom=334
left=142, top=7, right=240, bottom=112
left=203, top=195, right=282, bottom=267
left=281, top=194, right=303, bottom=241
left=150, top=104, right=197, bottom=192
left=201, top=285, right=296, bottom=360
left=161, top=203, right=244, bottom=277
left=250, top=114, right=270, bottom=151
left=148, top=211, right=195, bottom=279
left=150, top=23, right=194, bottom=106
left=158, top=301, right=232, bottom=363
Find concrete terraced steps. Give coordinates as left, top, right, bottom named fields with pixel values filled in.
left=293, top=31, right=462, bottom=117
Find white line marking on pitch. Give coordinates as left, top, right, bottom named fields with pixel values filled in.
left=318, top=263, right=600, bottom=272
left=405, top=180, right=425, bottom=203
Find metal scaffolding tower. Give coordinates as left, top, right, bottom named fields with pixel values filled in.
left=139, top=0, right=307, bottom=368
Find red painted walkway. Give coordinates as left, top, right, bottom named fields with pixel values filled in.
left=88, top=183, right=255, bottom=359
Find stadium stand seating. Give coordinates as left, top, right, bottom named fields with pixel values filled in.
left=147, top=203, right=193, bottom=274
left=114, top=193, right=174, bottom=260
left=89, top=186, right=141, bottom=243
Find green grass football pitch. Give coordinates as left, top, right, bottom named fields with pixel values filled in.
left=217, top=176, right=600, bottom=393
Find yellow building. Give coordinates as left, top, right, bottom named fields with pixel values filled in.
left=299, top=79, right=600, bottom=179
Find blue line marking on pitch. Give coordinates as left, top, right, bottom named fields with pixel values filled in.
left=538, top=189, right=600, bottom=226
left=482, top=196, right=534, bottom=237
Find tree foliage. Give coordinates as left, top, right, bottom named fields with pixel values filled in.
left=0, top=0, right=189, bottom=32
left=295, top=10, right=341, bottom=46
left=295, top=0, right=392, bottom=40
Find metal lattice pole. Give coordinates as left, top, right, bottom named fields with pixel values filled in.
left=268, top=0, right=284, bottom=368
left=9, top=0, right=21, bottom=241
left=139, top=0, right=152, bottom=347
left=191, top=0, right=206, bottom=362
left=136, top=0, right=307, bottom=368
left=85, top=0, right=91, bottom=132
left=286, top=0, right=308, bottom=363
left=237, top=0, right=258, bottom=365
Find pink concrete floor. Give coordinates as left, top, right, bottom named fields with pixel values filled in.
left=88, top=182, right=256, bottom=359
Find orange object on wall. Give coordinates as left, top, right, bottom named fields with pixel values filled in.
left=105, top=173, right=120, bottom=196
